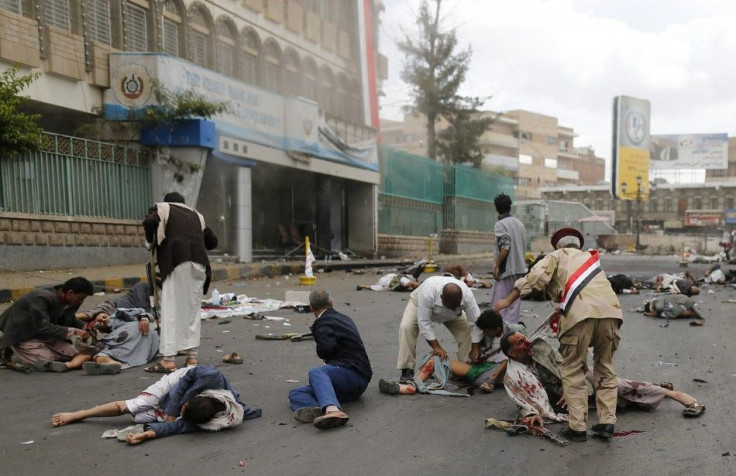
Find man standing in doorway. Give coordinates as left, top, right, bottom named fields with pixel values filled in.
left=490, top=193, right=527, bottom=324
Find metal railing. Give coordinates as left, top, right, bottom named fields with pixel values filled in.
left=0, top=132, right=152, bottom=219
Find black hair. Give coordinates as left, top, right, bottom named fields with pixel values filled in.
left=644, top=301, right=652, bottom=313
left=61, top=277, right=94, bottom=295
left=500, top=332, right=513, bottom=356
left=183, top=396, right=226, bottom=425
left=163, top=192, right=186, bottom=204
left=476, top=309, right=503, bottom=331
left=494, top=194, right=512, bottom=214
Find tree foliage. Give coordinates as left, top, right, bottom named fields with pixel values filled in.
left=143, top=80, right=229, bottom=127
left=398, top=0, right=491, bottom=166
left=0, top=65, right=42, bottom=158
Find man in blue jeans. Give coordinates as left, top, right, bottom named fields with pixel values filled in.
left=289, top=289, right=372, bottom=430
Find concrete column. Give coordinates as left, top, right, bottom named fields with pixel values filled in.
left=235, top=167, right=253, bottom=263
left=315, top=175, right=332, bottom=253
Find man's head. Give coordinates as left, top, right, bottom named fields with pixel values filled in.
left=163, top=191, right=186, bottom=204
left=550, top=227, right=584, bottom=250
left=309, top=289, right=333, bottom=314
left=643, top=300, right=655, bottom=316
left=501, top=331, right=534, bottom=362
left=440, top=283, right=463, bottom=311
left=60, top=277, right=94, bottom=307
left=182, top=396, right=226, bottom=425
left=476, top=309, right=504, bottom=338
left=494, top=194, right=512, bottom=215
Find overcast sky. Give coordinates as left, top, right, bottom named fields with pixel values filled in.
left=379, top=0, right=736, bottom=178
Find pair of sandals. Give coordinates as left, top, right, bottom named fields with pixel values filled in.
left=144, top=358, right=198, bottom=373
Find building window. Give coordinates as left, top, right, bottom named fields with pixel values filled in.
left=596, top=198, right=603, bottom=210
left=546, top=136, right=558, bottom=145
left=664, top=198, right=672, bottom=212
left=517, top=177, right=531, bottom=186
left=86, top=0, right=111, bottom=45
left=544, top=158, right=557, bottom=168
left=126, top=2, right=149, bottom=51
left=518, top=154, right=532, bottom=165
left=242, top=28, right=261, bottom=86
left=349, top=78, right=362, bottom=123
left=519, top=131, right=532, bottom=141
left=0, top=0, right=22, bottom=14
left=650, top=199, right=657, bottom=212
left=283, top=48, right=300, bottom=96
left=693, top=197, right=702, bottom=210
left=216, top=19, right=237, bottom=77
left=189, top=7, right=211, bottom=68
left=727, top=196, right=734, bottom=209
left=709, top=197, right=718, bottom=209
left=302, top=57, right=317, bottom=100
left=319, top=65, right=335, bottom=115
left=162, top=0, right=182, bottom=57
left=263, top=39, right=282, bottom=94
left=45, top=0, right=70, bottom=31
left=337, top=74, right=350, bottom=120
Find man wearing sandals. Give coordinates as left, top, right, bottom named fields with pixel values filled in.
left=51, top=365, right=261, bottom=444
left=500, top=332, right=705, bottom=430
left=0, top=277, right=94, bottom=373
left=143, top=192, right=218, bottom=372
left=289, top=289, right=372, bottom=430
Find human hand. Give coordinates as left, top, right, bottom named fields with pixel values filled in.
left=75, top=329, right=90, bottom=339
left=469, top=347, right=480, bottom=364
left=556, top=395, right=567, bottom=409
left=432, top=346, right=448, bottom=360
left=493, top=266, right=500, bottom=281
left=493, top=298, right=508, bottom=313
left=138, top=318, right=150, bottom=335
left=126, top=430, right=155, bottom=445
left=523, top=414, right=544, bottom=430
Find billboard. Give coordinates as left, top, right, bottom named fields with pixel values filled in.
left=650, top=133, right=728, bottom=170
left=611, top=95, right=651, bottom=200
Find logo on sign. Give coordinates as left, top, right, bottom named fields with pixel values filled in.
left=121, top=74, right=144, bottom=100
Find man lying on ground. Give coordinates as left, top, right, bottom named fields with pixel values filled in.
left=442, top=264, right=493, bottom=289
left=652, top=271, right=700, bottom=296
left=356, top=273, right=419, bottom=292
left=500, top=331, right=705, bottom=439
left=51, top=365, right=261, bottom=444
left=0, top=277, right=94, bottom=373
left=74, top=282, right=160, bottom=374
left=607, top=274, right=641, bottom=294
left=642, top=294, right=706, bottom=321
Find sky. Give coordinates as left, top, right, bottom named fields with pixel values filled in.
left=378, top=0, right=736, bottom=180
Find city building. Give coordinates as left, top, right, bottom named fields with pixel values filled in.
left=0, top=0, right=386, bottom=264
left=380, top=109, right=605, bottom=199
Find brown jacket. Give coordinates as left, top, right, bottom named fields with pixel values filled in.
left=513, top=248, right=623, bottom=337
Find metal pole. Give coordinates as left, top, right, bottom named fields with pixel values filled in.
left=636, top=187, right=641, bottom=251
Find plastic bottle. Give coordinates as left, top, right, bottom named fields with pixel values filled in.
left=211, top=289, right=221, bottom=306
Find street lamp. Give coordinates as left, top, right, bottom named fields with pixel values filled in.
left=635, top=175, right=643, bottom=251
left=621, top=181, right=631, bottom=234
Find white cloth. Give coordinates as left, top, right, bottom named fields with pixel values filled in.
left=196, top=389, right=244, bottom=431
left=503, top=359, right=568, bottom=422
left=414, top=276, right=482, bottom=343
left=160, top=261, right=206, bottom=356
left=370, top=273, right=412, bottom=291
left=125, top=367, right=191, bottom=423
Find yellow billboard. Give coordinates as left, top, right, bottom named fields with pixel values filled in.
left=612, top=96, right=650, bottom=200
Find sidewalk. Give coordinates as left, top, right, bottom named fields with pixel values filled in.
left=0, top=253, right=494, bottom=303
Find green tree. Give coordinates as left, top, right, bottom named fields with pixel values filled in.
left=0, top=65, right=42, bottom=157
left=398, top=0, right=490, bottom=165
left=143, top=80, right=229, bottom=127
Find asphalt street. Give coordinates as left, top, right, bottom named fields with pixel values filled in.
left=1, top=255, right=735, bottom=475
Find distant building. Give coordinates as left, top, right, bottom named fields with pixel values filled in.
left=380, top=109, right=605, bottom=199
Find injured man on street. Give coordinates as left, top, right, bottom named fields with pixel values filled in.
left=500, top=332, right=705, bottom=438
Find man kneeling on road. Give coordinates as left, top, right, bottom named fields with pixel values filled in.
left=396, top=275, right=483, bottom=383
left=289, top=289, right=372, bottom=430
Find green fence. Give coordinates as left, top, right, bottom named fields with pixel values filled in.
left=378, top=193, right=443, bottom=236
left=444, top=165, right=515, bottom=232
left=0, top=133, right=151, bottom=219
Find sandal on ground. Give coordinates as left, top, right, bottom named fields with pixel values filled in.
left=683, top=402, right=705, bottom=418
left=33, top=359, right=69, bottom=373
left=657, top=381, right=674, bottom=391
left=144, top=362, right=175, bottom=373
left=222, top=352, right=244, bottom=364
left=83, top=361, right=122, bottom=375
left=7, top=361, right=33, bottom=374
left=478, top=379, right=495, bottom=394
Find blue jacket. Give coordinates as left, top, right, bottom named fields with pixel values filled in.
left=312, top=309, right=372, bottom=382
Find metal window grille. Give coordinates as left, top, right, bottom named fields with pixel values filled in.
left=217, top=43, right=234, bottom=76
left=190, top=31, right=208, bottom=67
left=44, top=0, right=70, bottom=31
left=125, top=2, right=148, bottom=51
left=86, top=0, right=111, bottom=45
left=0, top=0, right=22, bottom=14
left=242, top=52, right=258, bottom=84
left=162, top=17, right=179, bottom=56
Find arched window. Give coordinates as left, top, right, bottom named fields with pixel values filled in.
left=189, top=4, right=212, bottom=68
left=86, top=0, right=111, bottom=45
left=302, top=57, right=317, bottom=101
left=349, top=78, right=362, bottom=124
left=0, top=0, right=22, bottom=15
left=215, top=17, right=237, bottom=77
left=283, top=48, right=300, bottom=96
left=241, top=27, right=261, bottom=86
left=125, top=0, right=151, bottom=51
left=336, top=74, right=350, bottom=121
left=319, top=65, right=335, bottom=116
left=44, top=0, right=70, bottom=31
left=262, top=39, right=282, bottom=94
left=162, top=0, right=184, bottom=57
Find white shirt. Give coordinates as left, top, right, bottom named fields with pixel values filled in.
left=413, top=276, right=482, bottom=343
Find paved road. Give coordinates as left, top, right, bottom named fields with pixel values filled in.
left=1, top=255, right=734, bottom=475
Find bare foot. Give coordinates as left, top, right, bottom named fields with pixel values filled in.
left=185, top=359, right=198, bottom=367
left=52, top=412, right=80, bottom=427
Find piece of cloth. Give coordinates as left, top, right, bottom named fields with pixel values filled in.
left=411, top=354, right=468, bottom=397
left=493, top=214, right=528, bottom=279
left=370, top=273, right=413, bottom=292
left=142, top=201, right=217, bottom=293
left=490, top=274, right=525, bottom=324
left=78, top=282, right=151, bottom=321
left=0, top=285, right=85, bottom=348
left=648, top=294, right=700, bottom=319
left=11, top=336, right=77, bottom=364
left=559, top=317, right=620, bottom=431
left=396, top=295, right=472, bottom=370
left=95, top=309, right=159, bottom=369
left=464, top=361, right=496, bottom=383
left=312, top=308, right=372, bottom=382
left=159, top=261, right=206, bottom=357
left=504, top=358, right=569, bottom=422
left=288, top=364, right=369, bottom=410
left=614, top=378, right=667, bottom=410
left=478, top=322, right=527, bottom=363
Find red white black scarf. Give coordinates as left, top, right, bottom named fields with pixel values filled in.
left=559, top=250, right=601, bottom=314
